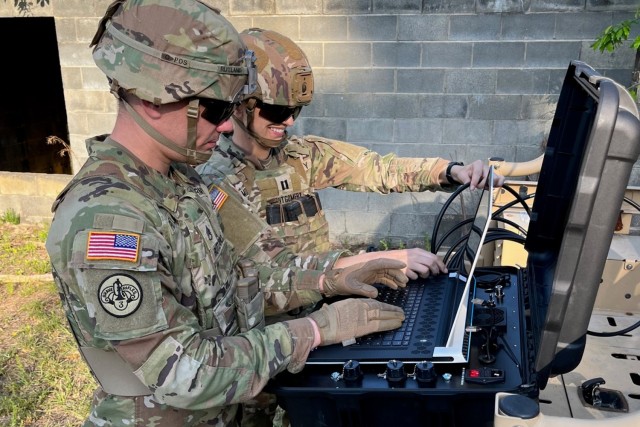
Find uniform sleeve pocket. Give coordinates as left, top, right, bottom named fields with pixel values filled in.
left=69, top=230, right=166, bottom=340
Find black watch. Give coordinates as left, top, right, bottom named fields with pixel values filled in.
left=445, top=162, right=464, bottom=185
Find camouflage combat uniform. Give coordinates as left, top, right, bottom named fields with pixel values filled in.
left=202, top=171, right=349, bottom=316
left=201, top=133, right=451, bottom=254
left=46, top=136, right=315, bottom=426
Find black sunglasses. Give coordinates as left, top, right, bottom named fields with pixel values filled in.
left=257, top=101, right=302, bottom=123
left=198, top=99, right=237, bottom=125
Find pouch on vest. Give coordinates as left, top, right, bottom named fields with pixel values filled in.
left=234, top=260, right=265, bottom=332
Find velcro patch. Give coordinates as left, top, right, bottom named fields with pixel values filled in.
left=98, top=274, right=142, bottom=318
left=209, top=184, right=228, bottom=211
left=86, top=231, right=140, bottom=262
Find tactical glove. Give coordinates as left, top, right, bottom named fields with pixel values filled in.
left=322, top=258, right=408, bottom=298
left=308, top=298, right=405, bottom=346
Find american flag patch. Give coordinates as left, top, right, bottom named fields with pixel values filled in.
left=86, top=232, right=140, bottom=262
left=209, top=184, right=228, bottom=211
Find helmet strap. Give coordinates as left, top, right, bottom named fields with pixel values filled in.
left=122, top=98, right=211, bottom=165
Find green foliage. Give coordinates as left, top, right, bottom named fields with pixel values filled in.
left=591, top=9, right=640, bottom=53
left=0, top=281, right=93, bottom=426
left=378, top=238, right=390, bottom=251
left=0, top=224, right=51, bottom=275
left=0, top=223, right=93, bottom=425
left=1, top=209, right=20, bottom=225
left=4, top=0, right=50, bottom=16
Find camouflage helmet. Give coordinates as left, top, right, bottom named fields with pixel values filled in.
left=91, top=0, right=254, bottom=105
left=240, top=28, right=313, bottom=107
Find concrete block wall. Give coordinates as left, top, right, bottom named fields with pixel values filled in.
left=0, top=0, right=638, bottom=245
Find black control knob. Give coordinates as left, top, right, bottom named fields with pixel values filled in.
left=415, top=361, right=437, bottom=386
left=386, top=360, right=406, bottom=385
left=343, top=360, right=363, bottom=383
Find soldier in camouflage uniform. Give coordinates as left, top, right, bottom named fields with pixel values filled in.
left=45, top=2, right=407, bottom=426
left=197, top=28, right=505, bottom=280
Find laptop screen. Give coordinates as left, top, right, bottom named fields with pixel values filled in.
left=432, top=166, right=495, bottom=362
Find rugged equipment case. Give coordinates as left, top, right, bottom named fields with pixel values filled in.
left=267, top=61, right=640, bottom=426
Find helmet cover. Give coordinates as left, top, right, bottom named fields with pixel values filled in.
left=92, top=0, right=251, bottom=104
left=241, top=28, right=313, bottom=107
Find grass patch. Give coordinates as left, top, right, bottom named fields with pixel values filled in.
left=0, top=223, right=51, bottom=276
left=0, top=224, right=95, bottom=426
left=0, top=208, right=20, bottom=225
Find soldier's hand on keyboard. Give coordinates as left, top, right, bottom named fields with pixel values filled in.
left=322, top=258, right=408, bottom=298
left=308, top=298, right=405, bottom=346
left=389, top=248, right=447, bottom=280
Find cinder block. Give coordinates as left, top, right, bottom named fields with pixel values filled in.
left=468, top=95, right=523, bottom=120
left=397, top=69, right=445, bottom=93
left=372, top=0, right=421, bottom=13
left=323, top=93, right=373, bottom=118
left=416, top=95, right=469, bottom=119
left=35, top=174, right=72, bottom=197
left=497, top=69, right=551, bottom=95
left=322, top=187, right=369, bottom=211
left=443, top=119, right=493, bottom=145
left=472, top=42, right=525, bottom=67
left=225, top=17, right=252, bottom=31
left=300, top=93, right=325, bottom=117
left=515, top=145, right=546, bottom=163
left=53, top=0, right=92, bottom=17
left=392, top=94, right=422, bottom=119
left=398, top=15, right=448, bottom=41
left=525, top=42, right=582, bottom=68
left=345, top=208, right=390, bottom=235
left=324, top=0, right=372, bottom=14
left=580, top=40, right=636, bottom=68
left=449, top=15, right=501, bottom=41
left=445, top=69, right=497, bottom=94
left=76, top=18, right=101, bottom=42
left=423, top=0, right=475, bottom=13
left=205, top=0, right=229, bottom=15
left=348, top=16, right=397, bottom=41
left=0, top=173, right=37, bottom=196
left=86, top=113, right=117, bottom=136
left=347, top=69, right=395, bottom=93
left=501, top=13, right=556, bottom=40
left=346, top=119, right=394, bottom=142
left=467, top=145, right=515, bottom=164
left=61, top=68, right=83, bottom=90
left=58, top=42, right=95, bottom=67
left=54, top=18, right=76, bottom=42
left=323, top=209, right=347, bottom=237
left=314, top=69, right=347, bottom=93
left=370, top=94, right=410, bottom=118
left=393, top=119, right=444, bottom=144
left=275, top=0, right=322, bottom=15
left=299, top=16, right=348, bottom=41
left=529, top=0, right=583, bottom=13
left=477, top=0, right=524, bottom=13
left=554, top=12, right=612, bottom=39
left=601, top=69, right=634, bottom=87
left=423, top=42, right=472, bottom=68
left=296, top=42, right=322, bottom=67
left=230, top=0, right=275, bottom=15
left=298, top=117, right=347, bottom=140
left=373, top=42, right=421, bottom=67
left=521, top=95, right=559, bottom=120
left=390, top=212, right=436, bottom=240
left=325, top=42, right=372, bottom=67
left=251, top=17, right=299, bottom=38
left=493, top=120, right=549, bottom=147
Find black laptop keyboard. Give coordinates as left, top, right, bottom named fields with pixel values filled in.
left=357, top=284, right=425, bottom=347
